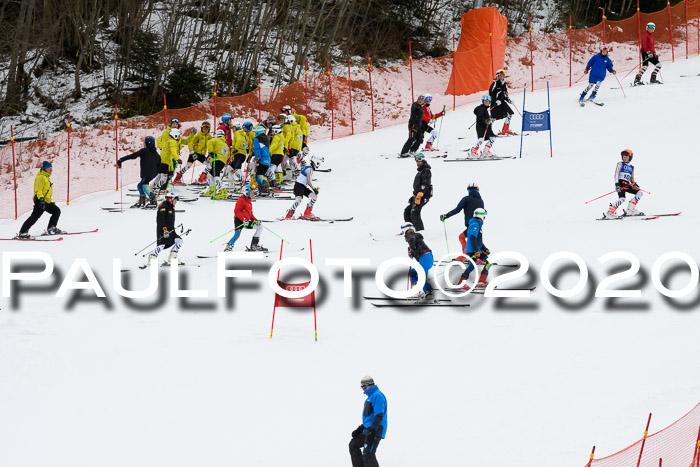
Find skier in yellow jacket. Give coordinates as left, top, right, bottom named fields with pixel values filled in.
left=174, top=121, right=210, bottom=185
left=268, top=124, right=286, bottom=186
left=157, top=118, right=182, bottom=149
left=204, top=129, right=231, bottom=199
left=282, top=105, right=309, bottom=149
left=151, top=128, right=182, bottom=197
left=17, top=161, right=64, bottom=238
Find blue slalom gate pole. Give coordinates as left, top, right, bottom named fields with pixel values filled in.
left=520, top=82, right=526, bottom=158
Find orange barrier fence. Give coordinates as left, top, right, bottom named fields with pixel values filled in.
left=1, top=1, right=699, bottom=220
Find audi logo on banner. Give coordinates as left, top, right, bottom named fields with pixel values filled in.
left=529, top=113, right=546, bottom=121
left=285, top=285, right=308, bottom=292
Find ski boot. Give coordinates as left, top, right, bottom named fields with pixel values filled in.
left=144, top=253, right=158, bottom=268
left=172, top=173, right=185, bottom=185
left=46, top=226, right=66, bottom=235
left=424, top=142, right=433, bottom=150
left=483, top=145, right=496, bottom=158
left=409, top=290, right=427, bottom=303
left=132, top=195, right=146, bottom=208
left=275, top=172, right=284, bottom=185
left=247, top=237, right=268, bottom=252
left=633, top=75, right=643, bottom=86
left=167, top=250, right=183, bottom=266
left=476, top=280, right=489, bottom=289
left=498, top=123, right=511, bottom=135
left=470, top=147, right=481, bottom=157
left=215, top=188, right=228, bottom=199
left=196, top=172, right=208, bottom=184
left=224, top=243, right=235, bottom=252
left=15, top=232, right=31, bottom=240
left=300, top=207, right=320, bottom=220
left=283, top=209, right=295, bottom=220
left=588, top=91, right=598, bottom=102
left=650, top=73, right=658, bottom=84
left=202, top=186, right=216, bottom=197
left=147, top=193, right=158, bottom=207
left=625, top=202, right=644, bottom=217
left=604, top=204, right=619, bottom=219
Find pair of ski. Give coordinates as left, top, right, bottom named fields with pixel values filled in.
left=432, top=260, right=518, bottom=267
left=1, top=229, right=99, bottom=241
left=579, top=98, right=604, bottom=107
left=136, top=262, right=200, bottom=270
left=597, top=212, right=681, bottom=221
left=364, top=286, right=536, bottom=307
left=196, top=247, right=305, bottom=259
left=261, top=217, right=354, bottom=223
left=444, top=156, right=516, bottom=162
left=101, top=207, right=186, bottom=213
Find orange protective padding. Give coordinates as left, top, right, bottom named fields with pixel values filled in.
left=446, top=7, right=508, bottom=96
left=274, top=281, right=316, bottom=308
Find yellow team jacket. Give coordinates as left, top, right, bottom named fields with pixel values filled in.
left=33, top=169, right=53, bottom=203
left=207, top=136, right=230, bottom=163
left=269, top=133, right=285, bottom=156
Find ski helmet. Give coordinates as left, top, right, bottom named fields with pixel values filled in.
left=215, top=129, right=225, bottom=138
left=170, top=118, right=180, bottom=128
left=423, top=93, right=433, bottom=103
left=242, top=184, right=252, bottom=197
left=302, top=146, right=310, bottom=155
left=281, top=105, right=292, bottom=115
left=417, top=94, right=425, bottom=101
left=164, top=192, right=179, bottom=202
left=230, top=121, right=241, bottom=130
left=270, top=125, right=282, bottom=135
left=285, top=115, right=296, bottom=124
left=482, top=94, right=492, bottom=103
left=647, top=22, right=656, bottom=30
left=360, top=375, right=374, bottom=389
left=145, top=135, right=156, bottom=147
left=252, top=125, right=266, bottom=136
left=242, top=122, right=253, bottom=131
left=169, top=128, right=182, bottom=139
left=277, top=113, right=286, bottom=123
left=400, top=223, right=415, bottom=236
left=311, top=155, right=324, bottom=167
left=201, top=121, right=211, bottom=130
left=221, top=113, right=232, bottom=123
left=473, top=207, right=487, bottom=220
left=496, top=69, right=506, bottom=78
left=621, top=149, right=633, bottom=161
left=414, top=152, right=425, bottom=162
left=467, top=182, right=479, bottom=191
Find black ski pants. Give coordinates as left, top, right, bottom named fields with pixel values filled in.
left=20, top=199, right=61, bottom=234
left=350, top=434, right=381, bottom=467
left=400, top=125, right=422, bottom=155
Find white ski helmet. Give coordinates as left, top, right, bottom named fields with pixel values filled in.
left=311, top=155, right=324, bottom=167
left=423, top=93, right=433, bottom=103
left=169, top=128, right=182, bottom=139
left=285, top=115, right=296, bottom=124
left=400, top=223, right=415, bottom=236
left=231, top=121, right=242, bottom=130
left=270, top=125, right=282, bottom=135
left=215, top=129, right=226, bottom=138
left=473, top=207, right=487, bottom=220
left=360, top=375, right=375, bottom=389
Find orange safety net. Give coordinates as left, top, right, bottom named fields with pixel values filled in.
left=587, top=403, right=700, bottom=467
left=1, top=1, right=700, bottom=220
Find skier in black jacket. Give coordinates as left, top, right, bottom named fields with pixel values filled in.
left=399, top=95, right=425, bottom=157
left=489, top=69, right=516, bottom=135
left=403, top=153, right=432, bottom=231
left=117, top=136, right=161, bottom=207
left=402, top=223, right=434, bottom=301
left=145, top=193, right=183, bottom=267
left=469, top=95, right=497, bottom=158
left=440, top=183, right=484, bottom=257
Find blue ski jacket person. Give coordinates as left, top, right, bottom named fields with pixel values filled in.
left=362, top=384, right=388, bottom=438
left=465, top=217, right=486, bottom=255
left=253, top=134, right=271, bottom=166
left=586, top=53, right=614, bottom=82
left=443, top=188, right=484, bottom=225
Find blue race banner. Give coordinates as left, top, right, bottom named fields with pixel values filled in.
left=522, top=110, right=551, bottom=131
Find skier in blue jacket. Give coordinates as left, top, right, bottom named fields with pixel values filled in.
left=440, top=183, right=484, bottom=258
left=252, top=125, right=272, bottom=194
left=457, top=208, right=491, bottom=291
left=579, top=46, right=615, bottom=105
left=350, top=376, right=387, bottom=467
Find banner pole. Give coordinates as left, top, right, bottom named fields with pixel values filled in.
left=258, top=73, right=262, bottom=121
left=214, top=81, right=217, bottom=129
left=305, top=61, right=309, bottom=120
left=163, top=94, right=167, bottom=127
left=636, top=413, right=653, bottom=467
left=603, top=9, right=606, bottom=44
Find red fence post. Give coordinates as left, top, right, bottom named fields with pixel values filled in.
left=163, top=94, right=167, bottom=127
left=686, top=0, right=689, bottom=59
left=213, top=81, right=217, bottom=129
left=367, top=53, right=375, bottom=131
left=691, top=425, right=700, bottom=467
left=10, top=126, right=17, bottom=220
left=326, top=62, right=334, bottom=140
left=697, top=1, right=699, bottom=56
left=305, top=61, right=309, bottom=120
left=408, top=42, right=414, bottom=102
left=569, top=16, right=573, bottom=87
left=114, top=105, right=119, bottom=191
left=258, top=73, right=262, bottom=121
left=637, top=0, right=642, bottom=69
left=636, top=413, right=653, bottom=467
left=452, top=34, right=456, bottom=110
left=488, top=22, right=494, bottom=77
left=67, top=115, right=71, bottom=205
left=603, top=9, right=606, bottom=44
left=669, top=2, right=675, bottom=62
left=347, top=58, right=354, bottom=135
left=585, top=445, right=596, bottom=467
left=529, top=16, right=534, bottom=92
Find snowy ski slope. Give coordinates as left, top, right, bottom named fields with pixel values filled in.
left=1, top=57, right=700, bottom=467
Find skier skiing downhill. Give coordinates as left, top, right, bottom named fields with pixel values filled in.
left=145, top=193, right=183, bottom=267
left=456, top=208, right=491, bottom=290
left=224, top=184, right=267, bottom=252
left=471, top=95, right=497, bottom=157
left=350, top=376, right=387, bottom=467
left=16, top=161, right=64, bottom=238
left=604, top=149, right=645, bottom=219
left=489, top=69, right=516, bottom=135
left=401, top=223, right=435, bottom=302
left=579, top=46, right=616, bottom=106
left=634, top=23, right=662, bottom=85
left=440, top=183, right=485, bottom=259
left=284, top=155, right=324, bottom=220
left=117, top=136, right=161, bottom=208
left=420, top=94, right=445, bottom=150
left=203, top=129, right=230, bottom=199
left=399, top=95, right=425, bottom=157
left=174, top=121, right=211, bottom=185
left=403, top=153, right=432, bottom=231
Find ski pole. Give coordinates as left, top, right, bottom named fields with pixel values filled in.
left=134, top=223, right=183, bottom=255
left=210, top=224, right=245, bottom=243
left=261, top=222, right=290, bottom=245
left=441, top=218, right=450, bottom=253
left=574, top=72, right=586, bottom=84
left=510, top=102, right=522, bottom=117
left=435, top=107, right=445, bottom=149
left=612, top=72, right=626, bottom=98
left=584, top=191, right=616, bottom=204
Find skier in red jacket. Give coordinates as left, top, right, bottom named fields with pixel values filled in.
left=420, top=94, right=445, bottom=151
left=634, top=22, right=662, bottom=85
left=224, top=184, right=267, bottom=252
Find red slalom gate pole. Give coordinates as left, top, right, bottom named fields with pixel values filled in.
left=569, top=16, right=572, bottom=87
left=686, top=0, right=690, bottom=59
left=270, top=238, right=284, bottom=338
left=636, top=413, right=653, bottom=467
left=488, top=22, right=494, bottom=77
left=326, top=62, right=334, bottom=140
left=67, top=115, right=71, bottom=205
left=114, top=105, right=119, bottom=191
left=347, top=58, right=354, bottom=135
left=258, top=73, right=262, bottom=121
left=10, top=126, right=17, bottom=220
left=529, top=16, right=534, bottom=92
left=669, top=2, right=675, bottom=62
left=367, top=53, right=375, bottom=131
left=691, top=425, right=700, bottom=467
left=213, top=81, right=217, bottom=129
left=304, top=61, right=309, bottom=120
left=310, top=238, right=317, bottom=342
left=697, top=1, right=699, bottom=56
left=163, top=94, right=167, bottom=127
left=603, top=9, right=606, bottom=44
left=637, top=0, right=642, bottom=69
left=585, top=446, right=596, bottom=467
left=452, top=35, right=456, bottom=110
left=408, top=42, right=414, bottom=102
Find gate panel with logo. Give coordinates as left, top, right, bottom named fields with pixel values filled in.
left=520, top=81, right=554, bottom=158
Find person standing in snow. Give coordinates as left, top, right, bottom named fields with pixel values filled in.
left=173, top=121, right=211, bottom=185
left=350, top=376, right=387, bottom=467
left=117, top=136, right=161, bottom=208
left=145, top=193, right=183, bottom=267
left=456, top=208, right=491, bottom=291
left=634, top=22, right=662, bottom=86
left=489, top=69, right=516, bottom=135
left=224, top=184, right=267, bottom=252
left=16, top=161, right=64, bottom=238
left=401, top=222, right=434, bottom=301
left=440, top=183, right=485, bottom=258
left=399, top=95, right=425, bottom=157
left=470, top=95, right=497, bottom=158
left=403, top=153, right=432, bottom=231
left=284, top=155, right=324, bottom=220
left=579, top=46, right=616, bottom=105
left=419, top=94, right=445, bottom=151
